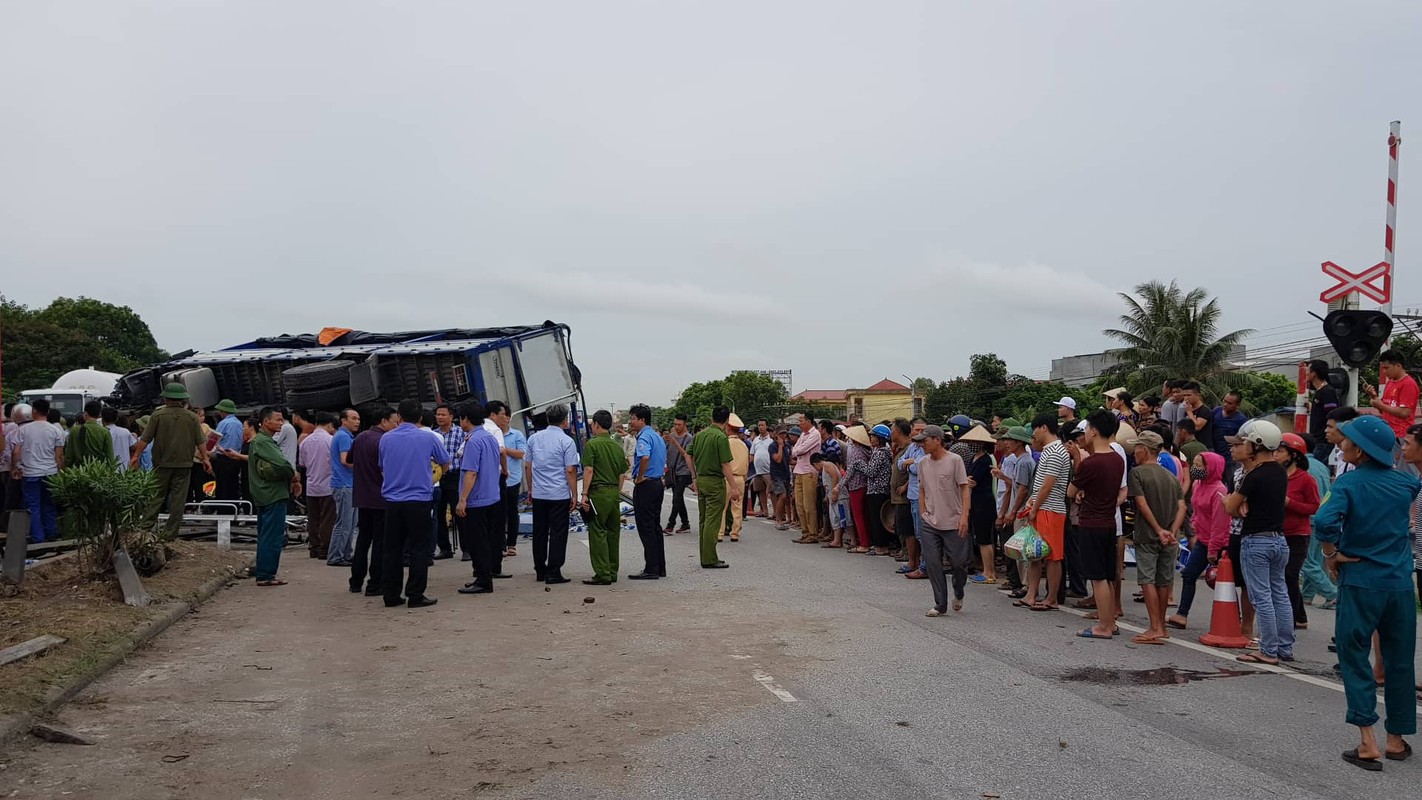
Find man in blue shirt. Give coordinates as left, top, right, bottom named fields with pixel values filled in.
left=456, top=402, right=504, bottom=595
left=378, top=400, right=451, bottom=609
left=327, top=408, right=360, bottom=567
left=525, top=404, right=580, bottom=584
left=212, top=399, right=244, bottom=502
left=491, top=401, right=528, bottom=557
left=1211, top=391, right=1248, bottom=459
left=628, top=404, right=668, bottom=579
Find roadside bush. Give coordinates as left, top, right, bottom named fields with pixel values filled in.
left=47, top=462, right=169, bottom=577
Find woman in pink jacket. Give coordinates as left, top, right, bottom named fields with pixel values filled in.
left=1168, top=451, right=1229, bottom=630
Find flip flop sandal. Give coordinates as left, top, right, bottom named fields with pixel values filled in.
left=1131, top=635, right=1166, bottom=645
left=1386, top=742, right=1413, bottom=761
left=1165, top=619, right=1188, bottom=630
left=1028, top=604, right=1056, bottom=611
left=1236, top=653, right=1280, bottom=665
left=256, top=579, right=288, bottom=587
left=1343, top=748, right=1383, bottom=771
left=1012, top=599, right=1032, bottom=608
left=1077, top=629, right=1113, bottom=639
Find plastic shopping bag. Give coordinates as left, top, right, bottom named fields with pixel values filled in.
left=1006, top=524, right=1051, bottom=561
left=1003, top=527, right=1029, bottom=561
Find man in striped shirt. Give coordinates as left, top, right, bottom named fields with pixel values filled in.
left=1025, top=413, right=1071, bottom=610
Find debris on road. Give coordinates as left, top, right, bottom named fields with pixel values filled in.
left=29, top=724, right=94, bottom=745
left=0, top=634, right=66, bottom=666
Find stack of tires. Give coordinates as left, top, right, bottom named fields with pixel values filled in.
left=282, top=360, right=353, bottom=409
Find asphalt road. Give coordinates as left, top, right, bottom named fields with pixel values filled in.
left=3, top=490, right=1419, bottom=799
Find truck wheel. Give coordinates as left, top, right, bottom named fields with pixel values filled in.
left=281, top=360, right=353, bottom=390
left=285, top=384, right=351, bottom=409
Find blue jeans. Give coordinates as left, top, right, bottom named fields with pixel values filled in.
left=254, top=502, right=287, bottom=581
left=1240, top=534, right=1295, bottom=658
left=22, top=476, right=58, bottom=543
left=328, top=487, right=355, bottom=564
left=1176, top=541, right=1210, bottom=618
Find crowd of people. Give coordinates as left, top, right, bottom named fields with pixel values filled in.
left=5, top=356, right=1420, bottom=770
left=715, top=358, right=1418, bottom=771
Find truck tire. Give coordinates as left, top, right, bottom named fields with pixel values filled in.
left=285, top=384, right=351, bottom=409
left=281, top=360, right=353, bottom=390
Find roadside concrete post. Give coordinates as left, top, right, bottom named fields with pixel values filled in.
left=216, top=518, right=231, bottom=550
left=112, top=548, right=151, bottom=607
left=2, top=510, right=30, bottom=586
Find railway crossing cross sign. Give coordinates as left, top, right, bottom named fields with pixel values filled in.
left=1319, top=260, right=1392, bottom=304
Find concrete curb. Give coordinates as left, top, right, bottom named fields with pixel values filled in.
left=0, top=557, right=252, bottom=752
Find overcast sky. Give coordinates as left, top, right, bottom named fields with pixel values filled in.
left=3, top=2, right=1419, bottom=409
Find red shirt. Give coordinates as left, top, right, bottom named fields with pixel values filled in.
left=1282, top=467, right=1321, bottom=536
left=1381, top=373, right=1419, bottom=437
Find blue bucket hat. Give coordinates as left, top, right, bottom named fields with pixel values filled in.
left=1338, top=415, right=1396, bottom=464
left=871, top=424, right=892, bottom=442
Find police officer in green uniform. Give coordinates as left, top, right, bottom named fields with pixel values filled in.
left=690, top=406, right=737, bottom=568
left=579, top=410, right=627, bottom=585
left=131, top=383, right=210, bottom=538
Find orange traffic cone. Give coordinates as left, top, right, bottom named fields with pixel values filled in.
left=1199, top=552, right=1250, bottom=648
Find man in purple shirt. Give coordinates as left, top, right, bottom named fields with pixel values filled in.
left=348, top=407, right=397, bottom=596
left=298, top=413, right=336, bottom=560
left=379, top=400, right=451, bottom=608
left=456, top=402, right=505, bottom=595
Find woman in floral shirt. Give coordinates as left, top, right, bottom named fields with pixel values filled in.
left=863, top=424, right=895, bottom=556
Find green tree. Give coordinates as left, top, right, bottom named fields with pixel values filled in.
left=1240, top=371, right=1300, bottom=412
left=670, top=371, right=790, bottom=428
left=969, top=353, right=1009, bottom=386
left=1102, top=280, right=1264, bottom=409
left=36, top=296, right=168, bottom=370
left=1, top=299, right=97, bottom=400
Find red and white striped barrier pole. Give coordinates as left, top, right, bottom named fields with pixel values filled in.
left=1382, top=121, right=1401, bottom=345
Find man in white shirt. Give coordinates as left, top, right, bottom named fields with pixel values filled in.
left=104, top=407, right=136, bottom=472
left=750, top=420, right=774, bottom=517
left=10, top=400, right=67, bottom=543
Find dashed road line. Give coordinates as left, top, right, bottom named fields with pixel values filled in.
left=752, top=670, right=798, bottom=702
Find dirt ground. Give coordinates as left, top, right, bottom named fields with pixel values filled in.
left=0, top=553, right=815, bottom=799
left=0, top=541, right=251, bottom=717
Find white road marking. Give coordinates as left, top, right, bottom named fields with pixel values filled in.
left=729, top=654, right=752, bottom=660
left=1056, top=605, right=1422, bottom=713
left=752, top=670, right=798, bottom=702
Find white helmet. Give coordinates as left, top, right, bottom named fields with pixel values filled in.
left=1237, top=419, right=1280, bottom=451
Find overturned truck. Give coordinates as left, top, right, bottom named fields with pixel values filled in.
left=112, top=321, right=587, bottom=433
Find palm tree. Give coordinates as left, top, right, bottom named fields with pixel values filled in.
left=1103, top=281, right=1263, bottom=409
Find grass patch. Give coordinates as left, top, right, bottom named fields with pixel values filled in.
left=0, top=541, right=249, bottom=717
